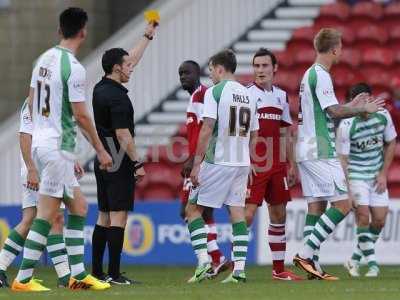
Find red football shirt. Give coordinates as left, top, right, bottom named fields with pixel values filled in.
left=247, top=83, right=292, bottom=174
left=186, top=84, right=207, bottom=157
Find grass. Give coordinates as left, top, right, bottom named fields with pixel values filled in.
left=1, top=265, right=399, bottom=300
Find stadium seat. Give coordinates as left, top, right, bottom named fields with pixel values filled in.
left=361, top=48, right=394, bottom=68
left=354, top=25, right=389, bottom=52
left=389, top=25, right=400, bottom=44
left=143, top=162, right=181, bottom=189
left=340, top=49, right=361, bottom=68
left=286, top=27, right=316, bottom=50
left=384, top=1, right=400, bottom=19
left=293, top=48, right=315, bottom=69
left=141, top=183, right=177, bottom=201
left=146, top=142, right=188, bottom=165
left=274, top=71, right=301, bottom=94
left=336, top=26, right=355, bottom=46
left=314, top=2, right=350, bottom=29
left=362, top=66, right=392, bottom=90
left=331, top=64, right=364, bottom=89
left=350, top=1, right=383, bottom=21
left=335, top=87, right=348, bottom=103
left=275, top=51, right=294, bottom=70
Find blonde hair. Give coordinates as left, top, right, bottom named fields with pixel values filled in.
left=314, top=28, right=342, bottom=54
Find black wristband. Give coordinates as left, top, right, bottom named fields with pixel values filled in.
left=132, top=160, right=144, bottom=171
left=143, top=33, right=153, bottom=40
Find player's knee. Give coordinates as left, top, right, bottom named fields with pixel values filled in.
left=333, top=199, right=351, bottom=215
left=245, top=209, right=255, bottom=226
left=19, top=216, right=34, bottom=232
left=356, top=212, right=369, bottom=227
left=185, top=203, right=200, bottom=221
left=52, top=212, right=65, bottom=230
left=371, top=219, right=385, bottom=230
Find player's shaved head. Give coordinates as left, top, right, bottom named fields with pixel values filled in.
left=179, top=60, right=201, bottom=92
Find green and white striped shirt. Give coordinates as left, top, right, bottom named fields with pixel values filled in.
left=296, top=64, right=338, bottom=162
left=30, top=46, right=86, bottom=155
left=336, top=109, right=397, bottom=180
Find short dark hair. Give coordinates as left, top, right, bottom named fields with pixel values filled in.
left=59, top=7, right=88, bottom=39
left=102, top=48, right=129, bottom=75
left=347, top=82, right=372, bottom=102
left=182, top=60, right=201, bottom=75
left=252, top=48, right=277, bottom=66
left=209, top=49, right=237, bottom=73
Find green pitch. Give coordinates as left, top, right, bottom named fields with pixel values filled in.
left=1, top=266, right=399, bottom=300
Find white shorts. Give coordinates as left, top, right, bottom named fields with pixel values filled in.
left=20, top=168, right=66, bottom=209
left=298, top=158, right=348, bottom=203
left=189, top=162, right=249, bottom=208
left=32, top=147, right=79, bottom=199
left=350, top=179, right=389, bottom=207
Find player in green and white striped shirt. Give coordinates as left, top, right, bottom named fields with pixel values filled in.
left=337, top=83, right=397, bottom=278
left=293, top=28, right=385, bottom=280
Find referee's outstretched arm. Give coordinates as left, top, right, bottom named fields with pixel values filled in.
left=128, top=22, right=158, bottom=67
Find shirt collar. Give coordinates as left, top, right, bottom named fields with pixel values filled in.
left=101, top=77, right=129, bottom=93
left=253, top=82, right=273, bottom=93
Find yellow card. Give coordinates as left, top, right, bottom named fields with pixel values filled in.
left=144, top=10, right=160, bottom=25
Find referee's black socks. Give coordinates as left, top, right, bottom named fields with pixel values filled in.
left=92, top=224, right=108, bottom=277
left=108, top=226, right=125, bottom=279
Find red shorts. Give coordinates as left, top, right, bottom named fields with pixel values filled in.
left=246, top=168, right=291, bottom=206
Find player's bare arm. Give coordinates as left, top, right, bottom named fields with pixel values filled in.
left=190, top=117, right=216, bottom=187
left=19, top=132, right=38, bottom=191
left=283, top=127, right=297, bottom=187
left=326, top=93, right=385, bottom=119
left=115, top=128, right=145, bottom=181
left=128, top=22, right=158, bottom=67
left=376, top=138, right=396, bottom=194
left=26, top=87, right=35, bottom=117
left=71, top=102, right=112, bottom=170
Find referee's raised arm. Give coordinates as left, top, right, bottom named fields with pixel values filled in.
left=90, top=22, right=158, bottom=284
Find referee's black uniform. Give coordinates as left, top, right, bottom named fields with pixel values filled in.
left=91, top=76, right=136, bottom=281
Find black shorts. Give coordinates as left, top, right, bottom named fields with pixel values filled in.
left=94, top=157, right=135, bottom=212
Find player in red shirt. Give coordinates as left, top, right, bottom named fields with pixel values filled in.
left=178, top=60, right=230, bottom=276
left=246, top=48, right=302, bottom=281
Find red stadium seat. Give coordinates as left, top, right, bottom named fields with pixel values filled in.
left=336, top=26, right=355, bottom=46
left=361, top=48, right=394, bottom=68
left=142, top=162, right=181, bottom=190
left=340, top=49, right=361, bottom=68
left=331, top=64, right=364, bottom=89
left=274, top=71, right=301, bottom=94
left=389, top=25, right=400, bottom=43
left=141, top=184, right=177, bottom=201
left=293, top=48, right=315, bottom=67
left=146, top=142, right=188, bottom=165
left=384, top=2, right=400, bottom=19
left=362, top=66, right=392, bottom=90
left=275, top=51, right=294, bottom=70
left=350, top=1, right=383, bottom=21
left=314, top=2, right=350, bottom=28
left=314, top=18, right=344, bottom=29
left=287, top=27, right=316, bottom=50
left=354, top=25, right=389, bottom=52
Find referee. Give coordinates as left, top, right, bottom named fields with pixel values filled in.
left=91, top=22, right=157, bottom=285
